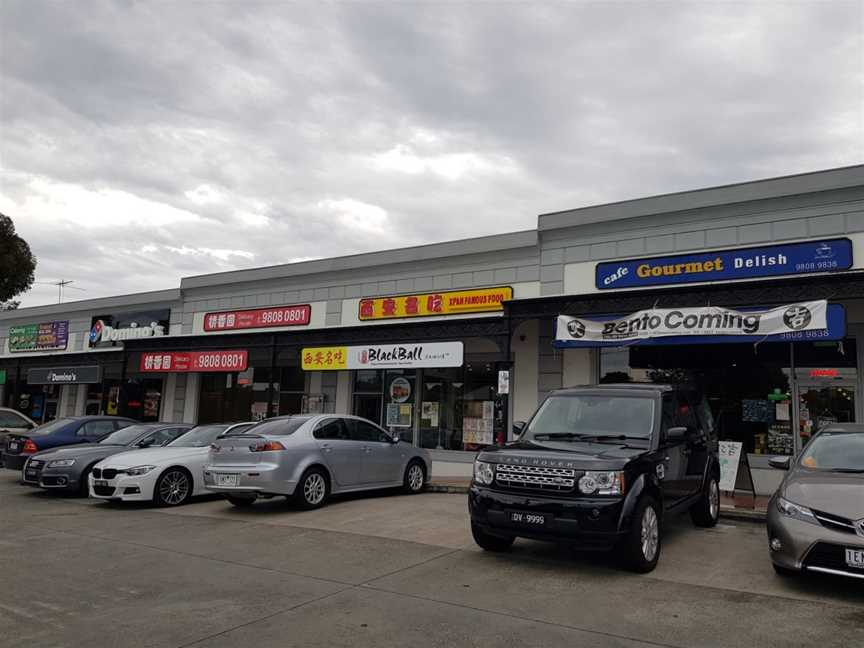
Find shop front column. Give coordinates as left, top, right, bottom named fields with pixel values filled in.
left=511, top=319, right=539, bottom=425
left=74, top=383, right=87, bottom=416
left=563, top=348, right=595, bottom=387
left=160, top=372, right=177, bottom=422
left=182, top=373, right=200, bottom=424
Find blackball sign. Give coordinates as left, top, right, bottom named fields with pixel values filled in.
left=555, top=301, right=830, bottom=346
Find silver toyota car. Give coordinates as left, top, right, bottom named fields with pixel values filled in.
left=203, top=414, right=431, bottom=509
left=767, top=424, right=864, bottom=580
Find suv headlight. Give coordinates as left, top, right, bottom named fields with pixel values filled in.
left=578, top=471, right=625, bottom=495
left=776, top=496, right=818, bottom=525
left=124, top=465, right=156, bottom=476
left=47, top=459, right=76, bottom=467
left=473, top=460, right=495, bottom=485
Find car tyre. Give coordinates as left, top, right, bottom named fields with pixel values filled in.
left=690, top=476, right=720, bottom=528
left=619, top=497, right=662, bottom=573
left=226, top=495, right=256, bottom=508
left=402, top=460, right=426, bottom=494
left=471, top=522, right=515, bottom=552
left=772, top=563, right=798, bottom=577
left=294, top=467, right=329, bottom=510
left=153, top=468, right=193, bottom=507
left=78, top=465, right=95, bottom=497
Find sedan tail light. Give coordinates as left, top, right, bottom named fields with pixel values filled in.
left=22, top=439, right=38, bottom=454
left=249, top=441, right=286, bottom=452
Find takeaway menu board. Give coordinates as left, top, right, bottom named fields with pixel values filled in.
left=9, top=320, right=69, bottom=352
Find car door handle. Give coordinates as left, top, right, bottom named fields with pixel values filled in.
left=362, top=446, right=372, bottom=453
left=321, top=444, right=332, bottom=453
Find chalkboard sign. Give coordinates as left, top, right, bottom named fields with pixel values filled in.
left=742, top=399, right=773, bottom=423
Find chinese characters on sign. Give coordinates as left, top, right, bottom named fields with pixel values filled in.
left=301, top=342, right=464, bottom=370
left=203, top=305, right=311, bottom=332
left=139, top=350, right=248, bottom=373
left=9, top=321, right=69, bottom=352
left=358, top=287, right=513, bottom=321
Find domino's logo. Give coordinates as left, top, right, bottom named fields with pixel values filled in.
left=89, top=320, right=105, bottom=344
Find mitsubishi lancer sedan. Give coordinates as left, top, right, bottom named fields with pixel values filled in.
left=767, top=424, right=864, bottom=580
left=204, top=415, right=431, bottom=509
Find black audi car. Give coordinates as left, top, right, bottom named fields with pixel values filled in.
left=469, top=384, right=721, bottom=572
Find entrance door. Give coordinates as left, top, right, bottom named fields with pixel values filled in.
left=796, top=379, right=857, bottom=448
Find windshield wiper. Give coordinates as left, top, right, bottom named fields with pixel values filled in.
left=579, top=434, right=648, bottom=442
left=531, top=432, right=587, bottom=440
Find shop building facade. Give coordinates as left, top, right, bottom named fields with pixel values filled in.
left=1, top=165, right=863, bottom=479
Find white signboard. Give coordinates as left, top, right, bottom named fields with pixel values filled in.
left=556, top=301, right=828, bottom=344
left=497, top=369, right=510, bottom=394
left=302, top=342, right=463, bottom=370
left=718, top=441, right=743, bottom=492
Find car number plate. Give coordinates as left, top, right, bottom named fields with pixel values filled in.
left=94, top=479, right=109, bottom=487
left=24, top=470, right=37, bottom=480
left=845, top=548, right=864, bottom=569
left=8, top=442, right=18, bottom=452
left=508, top=511, right=548, bottom=526
left=217, top=474, right=239, bottom=487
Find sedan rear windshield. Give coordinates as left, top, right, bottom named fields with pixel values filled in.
left=244, top=417, right=311, bottom=436
left=525, top=395, right=655, bottom=440
left=26, top=418, right=76, bottom=436
left=800, top=431, right=864, bottom=472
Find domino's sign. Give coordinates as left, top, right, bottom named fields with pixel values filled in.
left=595, top=238, right=853, bottom=290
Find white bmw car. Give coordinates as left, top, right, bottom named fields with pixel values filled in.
left=89, top=422, right=254, bottom=506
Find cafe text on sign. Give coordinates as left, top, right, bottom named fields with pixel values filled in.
left=358, top=287, right=513, bottom=321
left=140, top=350, right=249, bottom=373
left=204, top=305, right=311, bottom=332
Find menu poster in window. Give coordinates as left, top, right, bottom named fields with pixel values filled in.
left=767, top=425, right=794, bottom=455
left=742, top=399, right=773, bottom=423
left=421, top=401, right=439, bottom=427
left=463, top=418, right=493, bottom=445
left=386, top=403, right=412, bottom=427
left=482, top=401, right=494, bottom=420
left=775, top=401, right=790, bottom=422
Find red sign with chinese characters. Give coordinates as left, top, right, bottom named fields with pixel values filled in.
left=809, top=368, right=839, bottom=378
left=139, top=350, right=248, bottom=373
left=203, top=305, right=311, bottom=332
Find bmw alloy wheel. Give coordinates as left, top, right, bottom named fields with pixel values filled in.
left=304, top=473, right=326, bottom=505
left=641, top=505, right=659, bottom=562
left=160, top=470, right=190, bottom=506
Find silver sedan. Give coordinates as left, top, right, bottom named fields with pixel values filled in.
left=203, top=414, right=431, bottom=509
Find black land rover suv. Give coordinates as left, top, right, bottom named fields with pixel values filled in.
left=469, top=384, right=721, bottom=572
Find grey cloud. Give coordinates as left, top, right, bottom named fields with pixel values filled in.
left=1, top=0, right=862, bottom=307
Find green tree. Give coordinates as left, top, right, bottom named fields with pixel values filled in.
left=0, top=214, right=36, bottom=302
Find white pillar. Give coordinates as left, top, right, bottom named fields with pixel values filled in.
left=563, top=348, right=595, bottom=387
left=335, top=371, right=351, bottom=414
left=75, top=383, right=87, bottom=415
left=160, top=373, right=177, bottom=422
left=182, top=373, right=200, bottom=424
left=512, top=319, right=539, bottom=424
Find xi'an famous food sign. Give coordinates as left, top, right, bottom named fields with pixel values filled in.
left=359, top=287, right=512, bottom=321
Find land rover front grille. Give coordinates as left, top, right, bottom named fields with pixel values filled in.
left=495, top=464, right=577, bottom=492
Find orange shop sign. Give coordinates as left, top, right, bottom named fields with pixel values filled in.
left=358, top=286, right=513, bottom=321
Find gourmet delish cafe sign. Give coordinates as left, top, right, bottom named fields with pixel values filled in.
left=595, top=238, right=853, bottom=290
left=556, top=301, right=829, bottom=346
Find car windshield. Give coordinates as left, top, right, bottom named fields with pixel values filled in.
left=244, top=416, right=311, bottom=436
left=98, top=425, right=156, bottom=446
left=26, top=418, right=76, bottom=436
left=525, top=395, right=655, bottom=440
left=167, top=425, right=229, bottom=447
left=799, top=431, right=864, bottom=472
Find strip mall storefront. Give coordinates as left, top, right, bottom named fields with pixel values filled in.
left=509, top=237, right=864, bottom=495
left=127, top=286, right=515, bottom=454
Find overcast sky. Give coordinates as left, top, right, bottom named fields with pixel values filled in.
left=1, top=1, right=862, bottom=308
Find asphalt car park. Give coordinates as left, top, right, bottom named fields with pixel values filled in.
left=2, top=470, right=863, bottom=648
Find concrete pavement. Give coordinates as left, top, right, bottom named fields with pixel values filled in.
left=1, top=471, right=862, bottom=648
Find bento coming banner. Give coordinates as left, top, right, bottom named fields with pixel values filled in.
left=556, top=301, right=828, bottom=345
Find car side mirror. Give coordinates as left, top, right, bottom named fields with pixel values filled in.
left=390, top=431, right=401, bottom=444
left=769, top=456, right=791, bottom=470
left=137, top=439, right=154, bottom=448
left=666, top=427, right=688, bottom=442
left=24, top=422, right=35, bottom=429
left=513, top=421, right=526, bottom=438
